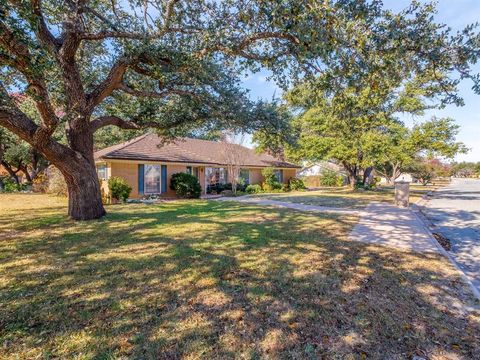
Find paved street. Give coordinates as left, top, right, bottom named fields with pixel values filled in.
left=421, top=178, right=480, bottom=293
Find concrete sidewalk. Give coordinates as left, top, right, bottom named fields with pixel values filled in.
left=216, top=196, right=441, bottom=254
left=349, top=202, right=442, bottom=254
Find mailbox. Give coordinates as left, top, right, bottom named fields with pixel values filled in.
left=395, top=181, right=410, bottom=207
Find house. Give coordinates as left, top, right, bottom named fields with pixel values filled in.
left=298, top=161, right=346, bottom=177
left=94, top=134, right=300, bottom=198
left=297, top=161, right=348, bottom=188
left=379, top=173, right=415, bottom=184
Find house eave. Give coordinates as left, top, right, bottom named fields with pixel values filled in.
left=95, top=156, right=301, bottom=169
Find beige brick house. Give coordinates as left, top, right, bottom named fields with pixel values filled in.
left=94, top=134, right=300, bottom=198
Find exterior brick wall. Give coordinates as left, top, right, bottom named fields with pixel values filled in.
left=105, top=161, right=298, bottom=198
left=249, top=169, right=263, bottom=185
left=283, top=169, right=298, bottom=183
left=110, top=162, right=140, bottom=198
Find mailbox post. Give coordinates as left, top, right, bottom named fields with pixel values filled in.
left=395, top=181, right=410, bottom=207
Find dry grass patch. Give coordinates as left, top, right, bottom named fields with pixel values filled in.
left=0, top=194, right=478, bottom=359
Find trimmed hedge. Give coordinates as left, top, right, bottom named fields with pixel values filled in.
left=245, top=184, right=262, bottom=194
left=170, top=172, right=201, bottom=198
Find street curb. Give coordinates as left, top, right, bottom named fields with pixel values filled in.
left=411, top=204, right=480, bottom=302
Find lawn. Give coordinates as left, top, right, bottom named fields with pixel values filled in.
left=249, top=184, right=438, bottom=209
left=1, top=194, right=479, bottom=359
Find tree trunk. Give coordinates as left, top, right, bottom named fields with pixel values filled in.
left=348, top=174, right=357, bottom=189
left=19, top=165, right=32, bottom=183
left=42, top=126, right=106, bottom=220
left=342, top=162, right=358, bottom=189
left=363, top=166, right=373, bottom=185
left=61, top=162, right=106, bottom=220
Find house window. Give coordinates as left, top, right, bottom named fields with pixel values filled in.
left=186, top=166, right=192, bottom=175
left=273, top=169, right=283, bottom=183
left=144, top=164, right=162, bottom=194
left=239, top=169, right=250, bottom=185
left=96, top=164, right=107, bottom=180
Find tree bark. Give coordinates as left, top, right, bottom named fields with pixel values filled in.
left=58, top=159, right=106, bottom=220
left=363, top=166, right=373, bottom=185
left=348, top=173, right=357, bottom=189
left=343, top=162, right=358, bottom=189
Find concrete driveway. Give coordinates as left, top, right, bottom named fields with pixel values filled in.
left=421, top=178, right=480, bottom=293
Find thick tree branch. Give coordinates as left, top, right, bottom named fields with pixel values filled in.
left=91, top=115, right=141, bottom=131
left=0, top=105, right=39, bottom=143
left=80, top=27, right=199, bottom=40
left=87, top=57, right=133, bottom=109
left=0, top=19, right=60, bottom=132
left=30, top=0, right=62, bottom=53
left=163, top=0, right=180, bottom=30
left=91, top=115, right=168, bottom=132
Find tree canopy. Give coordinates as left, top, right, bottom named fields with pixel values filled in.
left=273, top=1, right=478, bottom=186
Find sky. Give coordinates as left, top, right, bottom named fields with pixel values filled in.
left=240, top=0, right=480, bottom=162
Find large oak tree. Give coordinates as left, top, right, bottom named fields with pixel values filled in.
left=281, top=2, right=479, bottom=187
left=0, top=0, right=478, bottom=219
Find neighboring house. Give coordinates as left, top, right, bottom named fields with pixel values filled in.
left=395, top=173, right=414, bottom=183
left=298, top=161, right=346, bottom=177
left=379, top=173, right=414, bottom=184
left=94, top=134, right=300, bottom=198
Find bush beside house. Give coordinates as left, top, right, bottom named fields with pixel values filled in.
left=245, top=184, right=262, bottom=194
left=170, top=173, right=202, bottom=198
left=261, top=167, right=282, bottom=191
left=108, top=176, right=132, bottom=202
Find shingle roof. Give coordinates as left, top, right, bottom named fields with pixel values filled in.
left=94, top=133, right=300, bottom=169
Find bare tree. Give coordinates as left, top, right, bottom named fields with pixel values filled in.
left=221, top=133, right=248, bottom=195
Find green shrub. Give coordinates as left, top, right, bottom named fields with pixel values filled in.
left=0, top=177, right=27, bottom=193
left=289, top=177, right=306, bottom=191
left=170, top=172, right=201, bottom=198
left=245, top=184, right=262, bottom=194
left=108, top=176, right=132, bottom=202
left=262, top=167, right=282, bottom=191
left=360, top=176, right=381, bottom=190
left=320, top=169, right=344, bottom=187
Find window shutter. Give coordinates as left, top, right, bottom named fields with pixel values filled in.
left=161, top=165, right=167, bottom=193
left=138, top=164, right=144, bottom=195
